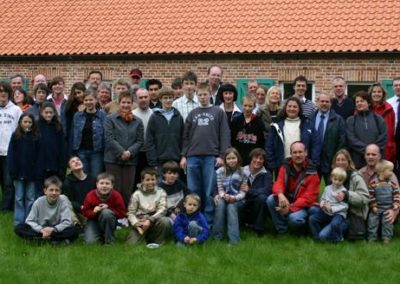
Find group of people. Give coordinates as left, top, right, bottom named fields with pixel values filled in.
left=1, top=65, right=400, bottom=246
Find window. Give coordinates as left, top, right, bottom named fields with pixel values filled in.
left=280, top=82, right=315, bottom=101
left=346, top=82, right=371, bottom=98
left=236, top=78, right=275, bottom=105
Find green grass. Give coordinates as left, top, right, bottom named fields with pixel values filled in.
left=1, top=211, right=400, bottom=284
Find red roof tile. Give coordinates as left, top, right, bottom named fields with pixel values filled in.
left=0, top=0, right=399, bottom=56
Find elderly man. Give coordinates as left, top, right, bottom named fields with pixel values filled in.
left=331, top=76, right=354, bottom=120
left=86, top=71, right=102, bottom=90
left=32, top=74, right=47, bottom=87
left=266, top=141, right=320, bottom=234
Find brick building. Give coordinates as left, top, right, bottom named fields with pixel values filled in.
left=0, top=0, right=399, bottom=100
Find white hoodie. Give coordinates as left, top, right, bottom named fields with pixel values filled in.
left=0, top=101, right=22, bottom=156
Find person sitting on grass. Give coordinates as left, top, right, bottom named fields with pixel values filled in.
left=81, top=173, right=126, bottom=245
left=173, top=193, right=209, bottom=246
left=367, top=160, right=400, bottom=244
left=14, top=176, right=80, bottom=245
left=309, top=167, right=349, bottom=243
left=158, top=161, right=189, bottom=223
left=127, top=168, right=171, bottom=246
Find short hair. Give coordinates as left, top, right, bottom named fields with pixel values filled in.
left=242, top=95, right=255, bottom=106
left=96, top=172, right=115, bottom=184
left=290, top=141, right=306, bottom=153
left=33, top=83, right=50, bottom=98
left=158, top=87, right=175, bottom=99
left=368, top=82, right=387, bottom=103
left=207, top=65, right=223, bottom=75
left=184, top=193, right=201, bottom=207
left=88, top=70, right=103, bottom=81
left=162, top=160, right=180, bottom=174
left=248, top=148, right=266, bottom=162
left=281, top=96, right=303, bottom=119
left=44, top=175, right=63, bottom=189
left=0, top=82, right=13, bottom=99
left=97, top=82, right=111, bottom=93
left=114, top=79, right=131, bottom=91
left=219, top=83, right=238, bottom=102
left=118, top=90, right=133, bottom=103
left=197, top=82, right=210, bottom=93
left=332, top=76, right=346, bottom=84
left=84, top=88, right=97, bottom=99
left=146, top=79, right=162, bottom=90
left=330, top=167, right=347, bottom=181
left=10, top=74, right=24, bottom=81
left=49, top=76, right=65, bottom=89
left=392, top=77, right=400, bottom=84
left=375, top=160, right=394, bottom=175
left=67, top=155, right=80, bottom=167
left=141, top=167, right=157, bottom=179
left=353, top=90, right=371, bottom=106
left=182, top=71, right=198, bottom=84
left=171, top=77, right=182, bottom=89
left=293, top=75, right=308, bottom=86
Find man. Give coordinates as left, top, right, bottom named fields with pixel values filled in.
left=207, top=65, right=223, bottom=105
left=331, top=76, right=355, bottom=120
left=358, top=144, right=399, bottom=224
left=172, top=71, right=199, bottom=120
left=86, top=71, right=102, bottom=90
left=129, top=68, right=142, bottom=95
left=247, top=80, right=258, bottom=99
left=10, top=74, right=24, bottom=92
left=146, top=79, right=163, bottom=109
left=387, top=77, right=400, bottom=177
left=266, top=141, right=320, bottom=234
left=32, top=74, right=47, bottom=87
left=132, top=88, right=153, bottom=187
left=0, top=82, right=22, bottom=211
left=311, top=93, right=346, bottom=183
left=291, top=75, right=316, bottom=119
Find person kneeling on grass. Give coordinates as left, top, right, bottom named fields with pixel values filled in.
left=309, top=167, right=349, bottom=242
left=173, top=193, right=209, bottom=246
left=14, top=176, right=80, bottom=245
left=127, top=168, right=171, bottom=245
left=81, top=173, right=126, bottom=244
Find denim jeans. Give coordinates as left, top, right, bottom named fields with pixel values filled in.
left=187, top=155, right=217, bottom=226
left=0, top=156, right=15, bottom=211
left=78, top=150, right=104, bottom=179
left=213, top=199, right=244, bottom=244
left=266, top=194, right=309, bottom=234
left=14, top=180, right=36, bottom=226
left=308, top=206, right=348, bottom=242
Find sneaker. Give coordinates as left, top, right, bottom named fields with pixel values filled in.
left=117, top=218, right=129, bottom=227
left=383, top=239, right=390, bottom=245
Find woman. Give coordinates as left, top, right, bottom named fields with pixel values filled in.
left=12, top=89, right=30, bottom=112
left=346, top=91, right=387, bottom=169
left=241, top=148, right=272, bottom=236
left=258, top=86, right=282, bottom=140
left=28, top=83, right=50, bottom=121
left=97, top=82, right=112, bottom=109
left=265, top=96, right=317, bottom=174
left=71, top=89, right=106, bottom=178
left=369, top=82, right=396, bottom=163
left=308, top=149, right=369, bottom=241
left=65, top=82, right=86, bottom=140
left=218, top=83, right=241, bottom=129
left=104, top=90, right=144, bottom=206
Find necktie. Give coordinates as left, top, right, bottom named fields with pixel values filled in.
left=318, top=114, right=325, bottom=143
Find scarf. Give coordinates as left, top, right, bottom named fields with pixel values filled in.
left=119, top=111, right=134, bottom=122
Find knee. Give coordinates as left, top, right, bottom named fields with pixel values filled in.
left=266, top=194, right=276, bottom=208
left=155, top=217, right=171, bottom=229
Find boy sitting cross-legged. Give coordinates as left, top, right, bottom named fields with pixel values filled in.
left=14, top=176, right=80, bottom=244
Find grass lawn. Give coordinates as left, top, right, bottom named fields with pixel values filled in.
left=1, top=210, right=400, bottom=284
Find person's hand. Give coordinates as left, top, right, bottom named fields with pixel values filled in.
left=384, top=208, right=399, bottom=224
left=141, top=219, right=151, bottom=232
left=189, top=237, right=197, bottom=245
left=99, top=203, right=108, bottom=209
left=121, top=150, right=131, bottom=161
left=170, top=213, right=177, bottom=221
left=278, top=193, right=289, bottom=208
left=223, top=194, right=236, bottom=203
left=275, top=206, right=289, bottom=216
left=214, top=195, right=221, bottom=204
left=371, top=207, right=378, bottom=213
left=335, top=191, right=345, bottom=202
left=135, top=225, right=144, bottom=235
left=240, top=183, right=250, bottom=193
left=184, top=236, right=191, bottom=244
left=40, top=227, right=54, bottom=239
left=323, top=202, right=332, bottom=213
left=173, top=207, right=181, bottom=214
left=93, top=206, right=103, bottom=213
left=180, top=157, right=187, bottom=171
left=215, top=157, right=224, bottom=168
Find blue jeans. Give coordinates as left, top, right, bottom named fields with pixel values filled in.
left=14, top=180, right=36, bottom=226
left=266, top=194, right=309, bottom=234
left=187, top=155, right=217, bottom=226
left=213, top=199, right=244, bottom=244
left=0, top=156, right=14, bottom=211
left=78, top=150, right=104, bottom=178
left=308, top=206, right=348, bottom=242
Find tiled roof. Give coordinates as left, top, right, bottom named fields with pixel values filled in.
left=0, top=0, right=399, bottom=56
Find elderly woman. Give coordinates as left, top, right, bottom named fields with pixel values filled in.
left=308, top=149, right=369, bottom=241
left=104, top=90, right=144, bottom=206
left=346, top=91, right=387, bottom=169
left=369, top=82, right=396, bottom=163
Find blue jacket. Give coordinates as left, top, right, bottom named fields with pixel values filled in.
left=265, top=117, right=318, bottom=171
left=173, top=211, right=209, bottom=243
left=310, top=110, right=346, bottom=174
left=243, top=166, right=273, bottom=198
left=71, top=110, right=106, bottom=152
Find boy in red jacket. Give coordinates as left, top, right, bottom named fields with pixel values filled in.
left=82, top=173, right=126, bottom=244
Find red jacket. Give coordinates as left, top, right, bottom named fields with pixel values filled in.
left=82, top=189, right=126, bottom=219
left=272, top=159, right=320, bottom=212
left=372, top=102, right=396, bottom=163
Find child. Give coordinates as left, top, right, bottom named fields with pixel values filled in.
left=7, top=113, right=41, bottom=226
left=173, top=193, right=209, bottom=246
left=367, top=160, right=400, bottom=244
left=127, top=168, right=170, bottom=245
left=158, top=161, right=189, bottom=222
left=14, top=176, right=79, bottom=244
left=212, top=148, right=248, bottom=244
left=81, top=173, right=126, bottom=244
left=309, top=167, right=348, bottom=242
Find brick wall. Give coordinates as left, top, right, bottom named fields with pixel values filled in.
left=0, top=56, right=399, bottom=97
